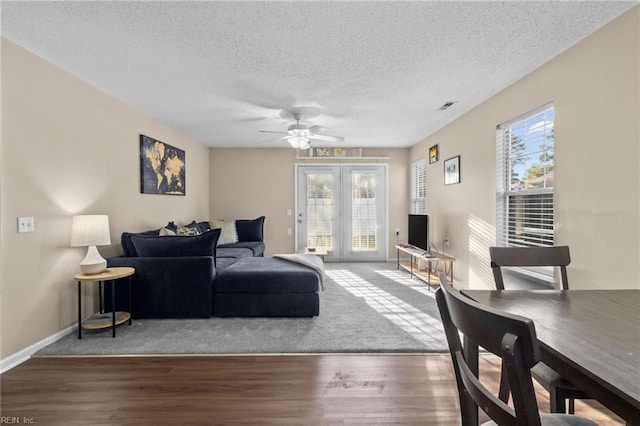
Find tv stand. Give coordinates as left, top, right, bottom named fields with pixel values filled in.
left=396, top=244, right=455, bottom=290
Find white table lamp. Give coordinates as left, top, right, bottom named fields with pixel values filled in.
left=71, top=215, right=111, bottom=274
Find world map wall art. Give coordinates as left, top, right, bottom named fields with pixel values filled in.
left=140, top=134, right=186, bottom=195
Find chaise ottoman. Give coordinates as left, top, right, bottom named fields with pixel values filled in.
left=214, top=257, right=321, bottom=317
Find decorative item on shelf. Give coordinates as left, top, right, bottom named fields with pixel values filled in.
left=71, top=215, right=111, bottom=274
left=444, top=155, right=461, bottom=185
left=333, top=148, right=347, bottom=157
left=140, top=134, right=185, bottom=195
left=351, top=148, right=363, bottom=157
left=429, top=144, right=439, bottom=164
left=316, top=147, right=330, bottom=158
left=308, top=147, right=315, bottom=157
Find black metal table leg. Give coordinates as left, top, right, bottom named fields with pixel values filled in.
left=99, top=281, right=103, bottom=313
left=128, top=276, right=132, bottom=325
left=111, top=279, right=116, bottom=337
left=78, top=281, right=82, bottom=339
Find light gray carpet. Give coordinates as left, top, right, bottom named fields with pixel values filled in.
left=36, top=262, right=447, bottom=356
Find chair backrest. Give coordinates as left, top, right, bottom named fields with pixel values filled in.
left=489, top=246, right=571, bottom=290
left=436, top=272, right=543, bottom=426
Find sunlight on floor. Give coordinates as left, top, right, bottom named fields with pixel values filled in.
left=374, top=269, right=436, bottom=298
left=326, top=269, right=445, bottom=345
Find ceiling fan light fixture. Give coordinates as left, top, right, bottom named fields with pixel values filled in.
left=288, top=136, right=310, bottom=149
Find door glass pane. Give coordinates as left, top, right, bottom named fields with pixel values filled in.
left=306, top=173, right=333, bottom=250
left=351, top=172, right=377, bottom=251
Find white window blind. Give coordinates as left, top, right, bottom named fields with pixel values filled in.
left=410, top=159, right=426, bottom=214
left=305, top=173, right=334, bottom=250
left=497, top=104, right=555, bottom=281
left=351, top=171, right=377, bottom=251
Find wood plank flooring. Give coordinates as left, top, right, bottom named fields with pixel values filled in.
left=1, top=354, right=624, bottom=425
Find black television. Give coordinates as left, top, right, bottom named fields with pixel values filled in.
left=408, top=214, right=429, bottom=252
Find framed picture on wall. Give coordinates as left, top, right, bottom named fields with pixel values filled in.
left=429, top=144, right=439, bottom=164
left=444, top=155, right=460, bottom=185
left=334, top=148, right=347, bottom=157
left=140, top=134, right=186, bottom=195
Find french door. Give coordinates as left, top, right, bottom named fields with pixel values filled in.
left=296, top=164, right=387, bottom=262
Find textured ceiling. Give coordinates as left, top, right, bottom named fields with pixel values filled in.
left=1, top=1, right=637, bottom=148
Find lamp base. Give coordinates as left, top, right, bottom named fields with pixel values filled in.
left=79, top=246, right=107, bottom=275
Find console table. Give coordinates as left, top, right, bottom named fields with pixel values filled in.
left=396, top=245, right=455, bottom=289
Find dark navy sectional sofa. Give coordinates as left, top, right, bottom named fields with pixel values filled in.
left=106, top=217, right=321, bottom=318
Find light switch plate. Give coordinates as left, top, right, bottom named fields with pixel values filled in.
left=18, top=216, right=35, bottom=233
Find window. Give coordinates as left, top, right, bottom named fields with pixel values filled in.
left=497, top=104, right=554, bottom=250
left=410, top=159, right=426, bottom=214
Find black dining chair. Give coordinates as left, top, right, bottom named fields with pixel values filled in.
left=435, top=273, right=597, bottom=426
left=489, top=246, right=590, bottom=414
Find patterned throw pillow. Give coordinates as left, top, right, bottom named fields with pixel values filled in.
left=176, top=226, right=200, bottom=236
left=159, top=227, right=177, bottom=236
left=210, top=219, right=239, bottom=245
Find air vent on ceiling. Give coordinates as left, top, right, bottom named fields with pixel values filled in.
left=438, top=101, right=457, bottom=110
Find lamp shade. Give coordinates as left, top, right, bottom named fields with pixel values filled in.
left=70, top=215, right=111, bottom=247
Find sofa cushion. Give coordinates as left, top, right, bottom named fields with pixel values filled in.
left=211, top=219, right=239, bottom=245
left=215, top=257, right=320, bottom=294
left=218, top=241, right=265, bottom=257
left=131, top=228, right=221, bottom=258
left=121, top=229, right=160, bottom=257
left=236, top=216, right=265, bottom=242
left=216, top=246, right=254, bottom=259
left=215, top=257, right=239, bottom=274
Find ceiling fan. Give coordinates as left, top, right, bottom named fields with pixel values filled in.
left=258, top=112, right=344, bottom=149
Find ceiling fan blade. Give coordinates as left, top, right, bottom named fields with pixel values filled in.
left=308, top=125, right=326, bottom=133
left=309, top=134, right=345, bottom=143
left=258, top=135, right=291, bottom=144
left=258, top=130, right=289, bottom=135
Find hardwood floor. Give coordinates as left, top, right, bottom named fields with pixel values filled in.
left=1, top=354, right=624, bottom=425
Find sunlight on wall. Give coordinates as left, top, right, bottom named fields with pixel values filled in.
left=326, top=270, right=445, bottom=345
left=467, top=214, right=496, bottom=290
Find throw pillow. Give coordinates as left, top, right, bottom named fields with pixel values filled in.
left=198, top=221, right=211, bottom=232
left=236, top=216, right=265, bottom=242
left=187, top=220, right=204, bottom=234
left=131, top=228, right=221, bottom=258
left=210, top=219, right=239, bottom=245
left=120, top=229, right=160, bottom=257
left=176, top=226, right=200, bottom=236
left=165, top=221, right=178, bottom=232
left=159, top=227, right=177, bottom=236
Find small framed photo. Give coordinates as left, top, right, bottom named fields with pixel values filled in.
left=429, top=144, right=439, bottom=164
left=334, top=148, right=347, bottom=157
left=351, top=147, right=363, bottom=157
left=444, top=155, right=461, bottom=185
left=316, top=147, right=330, bottom=158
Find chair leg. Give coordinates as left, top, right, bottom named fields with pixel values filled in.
left=549, top=387, right=567, bottom=413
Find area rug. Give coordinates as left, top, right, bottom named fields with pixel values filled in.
left=36, top=262, right=447, bottom=356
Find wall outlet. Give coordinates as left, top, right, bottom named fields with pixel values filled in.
left=18, top=216, right=35, bottom=233
left=395, top=228, right=400, bottom=236
left=287, top=228, right=292, bottom=235
left=444, top=238, right=450, bottom=248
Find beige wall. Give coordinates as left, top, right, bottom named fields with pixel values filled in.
left=0, top=39, right=210, bottom=359
left=410, top=7, right=640, bottom=290
left=209, top=148, right=409, bottom=257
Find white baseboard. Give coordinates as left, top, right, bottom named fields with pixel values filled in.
left=1, top=324, right=76, bottom=374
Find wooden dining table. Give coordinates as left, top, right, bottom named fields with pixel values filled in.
left=461, top=289, right=640, bottom=425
